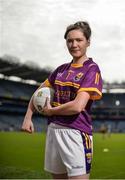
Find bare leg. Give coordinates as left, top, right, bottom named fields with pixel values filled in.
left=69, top=173, right=90, bottom=180
left=52, top=173, right=68, bottom=179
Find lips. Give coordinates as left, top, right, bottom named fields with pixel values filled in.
left=70, top=49, right=80, bottom=52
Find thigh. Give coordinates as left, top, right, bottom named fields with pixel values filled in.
left=44, top=125, right=67, bottom=174
left=56, top=128, right=93, bottom=177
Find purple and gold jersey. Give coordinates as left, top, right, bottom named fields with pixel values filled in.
left=44, top=58, right=102, bottom=135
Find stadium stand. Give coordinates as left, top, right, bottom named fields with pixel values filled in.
left=0, top=56, right=51, bottom=83
left=0, top=78, right=36, bottom=99
left=0, top=78, right=48, bottom=132
left=0, top=57, right=125, bottom=132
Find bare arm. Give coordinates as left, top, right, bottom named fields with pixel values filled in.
left=21, top=82, right=46, bottom=133
left=43, top=91, right=90, bottom=116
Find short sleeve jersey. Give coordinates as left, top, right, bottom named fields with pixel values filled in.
left=44, top=58, right=103, bottom=135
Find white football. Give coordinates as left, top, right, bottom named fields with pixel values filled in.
left=33, top=87, right=54, bottom=113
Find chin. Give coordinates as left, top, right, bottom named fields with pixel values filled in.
left=71, top=53, right=81, bottom=58
left=72, top=55, right=81, bottom=59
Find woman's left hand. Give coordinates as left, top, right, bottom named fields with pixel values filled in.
left=42, top=97, right=53, bottom=116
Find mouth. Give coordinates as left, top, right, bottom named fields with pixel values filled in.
left=70, top=49, right=80, bottom=52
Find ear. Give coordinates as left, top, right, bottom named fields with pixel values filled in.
left=87, top=39, right=90, bottom=47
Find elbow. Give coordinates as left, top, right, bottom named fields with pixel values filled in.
left=74, top=105, right=84, bottom=114
left=77, top=107, right=84, bottom=113
left=71, top=100, right=85, bottom=114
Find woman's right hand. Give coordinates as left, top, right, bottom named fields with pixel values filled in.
left=21, top=117, right=34, bottom=133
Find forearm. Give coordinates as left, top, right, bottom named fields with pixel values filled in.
left=22, top=82, right=47, bottom=133
left=54, top=91, right=90, bottom=116
left=42, top=91, right=90, bottom=116
left=25, top=98, right=34, bottom=119
left=50, top=100, right=83, bottom=116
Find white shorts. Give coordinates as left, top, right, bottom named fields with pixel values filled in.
left=44, top=123, right=93, bottom=177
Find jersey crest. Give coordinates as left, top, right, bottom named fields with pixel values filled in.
left=74, top=72, right=84, bottom=81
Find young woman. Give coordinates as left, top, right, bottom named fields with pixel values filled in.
left=22, top=21, right=103, bottom=179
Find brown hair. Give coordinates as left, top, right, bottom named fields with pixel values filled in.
left=64, top=21, right=91, bottom=40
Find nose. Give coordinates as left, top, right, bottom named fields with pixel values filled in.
left=72, top=40, right=77, bottom=47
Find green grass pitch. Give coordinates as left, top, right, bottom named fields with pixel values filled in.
left=0, top=132, right=125, bottom=179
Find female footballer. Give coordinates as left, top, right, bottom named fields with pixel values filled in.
left=22, top=21, right=103, bottom=179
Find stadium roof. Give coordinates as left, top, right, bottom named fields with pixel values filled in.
left=0, top=57, right=52, bottom=83
left=0, top=56, right=125, bottom=92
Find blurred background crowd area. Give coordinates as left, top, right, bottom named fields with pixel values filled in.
left=0, top=55, right=125, bottom=133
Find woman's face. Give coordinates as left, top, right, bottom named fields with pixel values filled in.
left=66, top=29, right=90, bottom=59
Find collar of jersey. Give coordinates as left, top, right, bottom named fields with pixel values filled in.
left=71, top=63, right=83, bottom=68
left=70, top=58, right=92, bottom=68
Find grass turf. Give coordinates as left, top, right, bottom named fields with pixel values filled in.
left=0, top=132, right=125, bottom=179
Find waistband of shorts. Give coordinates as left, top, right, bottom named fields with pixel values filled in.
left=48, top=123, right=92, bottom=138
left=48, top=123, right=74, bottom=129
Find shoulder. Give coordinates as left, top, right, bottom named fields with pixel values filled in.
left=87, top=58, right=101, bottom=72
left=55, top=62, right=71, bottom=71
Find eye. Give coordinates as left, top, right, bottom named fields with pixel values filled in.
left=67, top=39, right=73, bottom=43
left=76, top=38, right=83, bottom=42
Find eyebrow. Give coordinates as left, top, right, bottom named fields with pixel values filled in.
left=67, top=37, right=84, bottom=41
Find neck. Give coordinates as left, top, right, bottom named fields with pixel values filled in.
left=73, top=55, right=88, bottom=64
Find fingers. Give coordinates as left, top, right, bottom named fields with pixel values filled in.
left=21, top=127, right=32, bottom=133
left=44, top=97, right=50, bottom=107
left=21, top=123, right=34, bottom=133
left=31, top=123, right=34, bottom=133
left=42, top=97, right=52, bottom=116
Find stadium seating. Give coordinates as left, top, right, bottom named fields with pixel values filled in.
left=95, top=93, right=125, bottom=108
left=0, top=79, right=37, bottom=99
left=0, top=78, right=125, bottom=133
